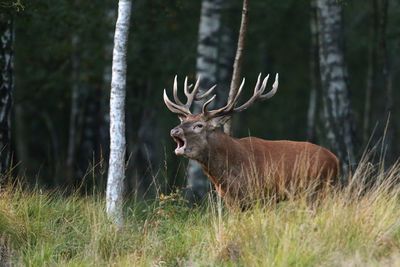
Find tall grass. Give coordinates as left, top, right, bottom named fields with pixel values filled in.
left=0, top=159, right=400, bottom=266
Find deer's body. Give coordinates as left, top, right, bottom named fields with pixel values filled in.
left=164, top=74, right=340, bottom=206
left=197, top=131, right=339, bottom=203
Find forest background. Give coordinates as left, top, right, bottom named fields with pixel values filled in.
left=1, top=0, right=399, bottom=199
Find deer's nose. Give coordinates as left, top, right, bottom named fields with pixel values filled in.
left=170, top=127, right=183, bottom=137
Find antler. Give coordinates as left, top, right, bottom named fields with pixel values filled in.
left=203, top=73, right=279, bottom=118
left=163, top=75, right=216, bottom=117
left=164, top=73, right=278, bottom=118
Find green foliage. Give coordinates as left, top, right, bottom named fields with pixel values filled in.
left=0, top=0, right=24, bottom=11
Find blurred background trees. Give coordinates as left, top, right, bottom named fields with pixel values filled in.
left=0, top=7, right=13, bottom=179
left=0, top=0, right=399, bottom=198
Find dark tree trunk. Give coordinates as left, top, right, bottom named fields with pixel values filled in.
left=15, top=104, right=27, bottom=175
left=66, top=34, right=81, bottom=186
left=364, top=0, right=394, bottom=160
left=363, top=0, right=378, bottom=145
left=0, top=13, right=13, bottom=179
left=77, top=86, right=104, bottom=190
left=316, top=0, right=355, bottom=176
left=307, top=0, right=320, bottom=142
left=129, top=106, right=159, bottom=198
left=378, top=0, right=394, bottom=160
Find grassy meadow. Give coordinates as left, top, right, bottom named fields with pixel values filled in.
left=1, top=159, right=400, bottom=266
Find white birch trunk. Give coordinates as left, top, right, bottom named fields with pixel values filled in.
left=106, top=0, right=132, bottom=226
left=0, top=13, right=13, bottom=177
left=316, top=0, right=355, bottom=175
left=186, top=0, right=224, bottom=202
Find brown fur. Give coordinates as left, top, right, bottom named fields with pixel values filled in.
left=170, top=114, right=339, bottom=207
left=197, top=131, right=339, bottom=205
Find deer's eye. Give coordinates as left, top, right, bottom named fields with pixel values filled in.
left=193, top=123, right=204, bottom=130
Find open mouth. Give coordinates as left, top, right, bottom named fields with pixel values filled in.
left=172, top=135, right=186, bottom=155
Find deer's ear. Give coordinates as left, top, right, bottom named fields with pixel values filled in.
left=209, top=116, right=230, bottom=129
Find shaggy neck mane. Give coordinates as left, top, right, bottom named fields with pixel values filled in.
left=197, top=130, right=247, bottom=188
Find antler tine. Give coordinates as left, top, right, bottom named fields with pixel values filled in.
left=252, top=73, right=262, bottom=94
left=203, top=73, right=279, bottom=117
left=183, top=76, right=190, bottom=96
left=233, top=75, right=266, bottom=113
left=163, top=89, right=190, bottom=116
left=260, top=73, right=279, bottom=99
left=252, top=73, right=269, bottom=97
left=182, top=76, right=199, bottom=109
left=191, top=76, right=200, bottom=96
left=201, top=94, right=217, bottom=114
left=183, top=76, right=216, bottom=108
left=227, top=77, right=246, bottom=111
left=196, top=84, right=217, bottom=100
left=173, top=75, right=184, bottom=106
left=233, top=73, right=277, bottom=112
left=204, top=78, right=246, bottom=118
left=260, top=74, right=270, bottom=93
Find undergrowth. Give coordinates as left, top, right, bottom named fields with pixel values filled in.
left=0, top=160, right=400, bottom=266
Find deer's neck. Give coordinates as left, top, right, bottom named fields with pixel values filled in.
left=198, top=131, right=246, bottom=187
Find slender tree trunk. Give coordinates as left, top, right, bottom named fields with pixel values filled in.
left=106, top=0, right=132, bottom=226
left=78, top=86, right=102, bottom=183
left=186, top=0, right=224, bottom=202
left=41, top=111, right=60, bottom=184
left=307, top=0, right=320, bottom=142
left=0, top=13, right=13, bottom=179
left=66, top=34, right=81, bottom=186
left=363, top=0, right=378, bottom=145
left=223, top=0, right=248, bottom=134
left=363, top=0, right=393, bottom=159
left=316, top=0, right=355, bottom=176
left=130, top=107, right=159, bottom=198
left=15, top=104, right=27, bottom=175
left=378, top=0, right=394, bottom=159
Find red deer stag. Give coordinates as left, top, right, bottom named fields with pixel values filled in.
left=164, top=74, right=339, bottom=207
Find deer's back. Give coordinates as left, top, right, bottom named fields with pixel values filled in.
left=237, top=137, right=340, bottom=183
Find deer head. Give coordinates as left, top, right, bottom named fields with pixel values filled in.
left=163, top=74, right=279, bottom=161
